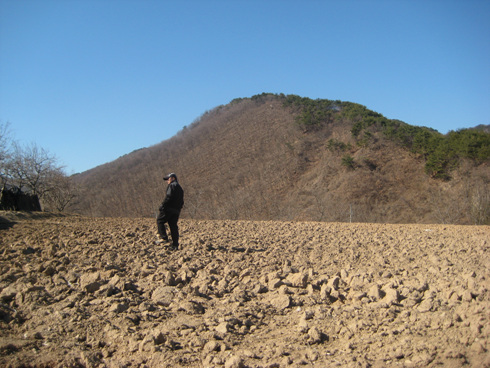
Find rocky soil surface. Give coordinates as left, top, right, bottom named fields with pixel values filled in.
left=0, top=212, right=489, bottom=368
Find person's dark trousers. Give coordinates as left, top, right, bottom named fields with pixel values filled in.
left=157, top=210, right=180, bottom=247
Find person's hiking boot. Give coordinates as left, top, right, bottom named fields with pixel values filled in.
left=169, top=244, right=179, bottom=251
left=155, top=237, right=169, bottom=245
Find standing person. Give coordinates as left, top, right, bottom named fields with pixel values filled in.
left=156, top=173, right=184, bottom=249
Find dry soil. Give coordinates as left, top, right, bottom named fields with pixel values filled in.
left=0, top=212, right=489, bottom=367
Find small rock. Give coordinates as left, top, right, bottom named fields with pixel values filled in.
left=43, top=265, right=56, bottom=276
left=327, top=276, right=340, bottom=290
left=153, top=331, right=166, bottom=345
left=224, top=355, right=244, bottom=368
left=383, top=288, right=400, bottom=304
left=270, top=294, right=291, bottom=310
left=33, top=332, right=43, bottom=340
left=368, top=284, right=382, bottom=300
left=381, top=270, right=393, bottom=278
left=320, top=284, right=331, bottom=299
left=308, top=327, right=327, bottom=344
left=95, top=284, right=118, bottom=297
left=0, top=285, right=18, bottom=303
left=330, top=289, right=341, bottom=301
left=349, top=290, right=367, bottom=301
left=252, top=283, right=267, bottom=294
left=152, top=286, right=177, bottom=306
left=350, top=275, right=365, bottom=288
left=109, top=302, right=128, bottom=314
left=418, top=298, right=434, bottom=313
left=470, top=321, right=483, bottom=335
left=470, top=340, right=486, bottom=353
left=176, top=300, right=205, bottom=314
left=306, top=284, right=315, bottom=295
left=462, top=290, right=474, bottom=302
left=80, top=272, right=101, bottom=293
left=297, top=318, right=308, bottom=333
left=287, top=272, right=308, bottom=288
left=268, top=278, right=283, bottom=289
left=202, top=340, right=220, bottom=355
left=215, top=322, right=230, bottom=334
left=302, top=310, right=314, bottom=320
left=163, top=271, right=176, bottom=286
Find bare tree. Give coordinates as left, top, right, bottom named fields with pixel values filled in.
left=0, top=122, right=12, bottom=185
left=43, top=172, right=79, bottom=212
left=428, top=187, right=465, bottom=224
left=469, top=180, right=490, bottom=225
left=6, top=143, right=70, bottom=208
left=312, top=190, right=328, bottom=221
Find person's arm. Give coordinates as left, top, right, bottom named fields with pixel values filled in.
left=162, top=184, right=174, bottom=208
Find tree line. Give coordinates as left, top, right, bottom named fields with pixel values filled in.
left=223, top=93, right=489, bottom=182
left=279, top=94, right=490, bottom=180
left=0, top=123, right=77, bottom=211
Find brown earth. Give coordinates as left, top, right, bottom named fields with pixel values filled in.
left=0, top=212, right=489, bottom=367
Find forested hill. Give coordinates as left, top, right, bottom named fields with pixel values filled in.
left=70, top=93, right=490, bottom=224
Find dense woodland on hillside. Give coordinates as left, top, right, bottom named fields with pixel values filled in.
left=70, top=94, right=490, bottom=225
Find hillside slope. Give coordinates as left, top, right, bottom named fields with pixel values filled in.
left=70, top=94, right=489, bottom=224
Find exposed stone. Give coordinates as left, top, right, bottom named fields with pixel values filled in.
left=270, top=294, right=291, bottom=310
left=418, top=298, right=434, bottom=313
left=79, top=272, right=101, bottom=293
left=307, top=327, right=327, bottom=344
left=286, top=272, right=308, bottom=288
left=175, top=300, right=205, bottom=314
left=368, top=284, right=382, bottom=300
left=151, top=286, right=177, bottom=306
left=297, top=317, right=309, bottom=333
left=268, top=278, right=283, bottom=290
left=327, top=276, right=340, bottom=290
left=215, top=322, right=230, bottom=334
left=202, top=340, right=220, bottom=355
left=0, top=285, right=18, bottom=303
left=383, top=288, right=400, bottom=304
left=320, top=284, right=331, bottom=299
left=225, top=355, right=244, bottom=368
left=109, top=302, right=129, bottom=314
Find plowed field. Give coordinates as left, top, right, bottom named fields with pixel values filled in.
left=0, top=213, right=488, bottom=367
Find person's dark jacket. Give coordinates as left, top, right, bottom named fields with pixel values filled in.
left=160, top=180, right=184, bottom=214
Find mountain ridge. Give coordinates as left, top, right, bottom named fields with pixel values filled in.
left=70, top=94, right=489, bottom=224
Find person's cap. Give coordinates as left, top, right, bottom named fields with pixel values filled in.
left=163, top=173, right=177, bottom=180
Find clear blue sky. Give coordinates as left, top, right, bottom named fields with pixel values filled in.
left=1, top=0, right=489, bottom=174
